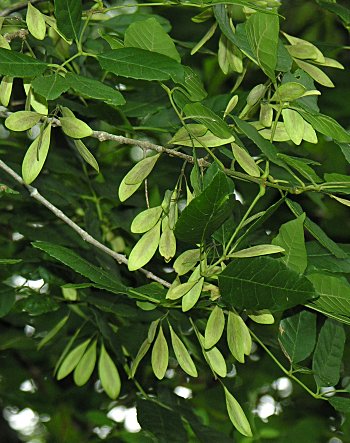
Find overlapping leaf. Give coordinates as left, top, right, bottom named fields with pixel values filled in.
left=175, top=171, right=233, bottom=243
left=219, top=257, right=316, bottom=311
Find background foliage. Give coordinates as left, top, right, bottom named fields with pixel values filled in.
left=0, top=0, right=350, bottom=441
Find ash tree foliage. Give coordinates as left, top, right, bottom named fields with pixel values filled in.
left=0, top=0, right=350, bottom=441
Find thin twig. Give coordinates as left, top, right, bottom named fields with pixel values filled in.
left=92, top=130, right=202, bottom=166
left=0, top=0, right=41, bottom=17
left=91, top=131, right=304, bottom=194
left=0, top=159, right=171, bottom=288
left=4, top=29, right=29, bottom=42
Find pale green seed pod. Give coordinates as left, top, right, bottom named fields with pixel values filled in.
left=22, top=123, right=52, bottom=184
left=60, top=116, right=93, bottom=138
left=73, top=340, right=97, bottom=386
left=151, top=326, right=168, bottom=380
left=159, top=218, right=176, bottom=262
left=26, top=3, right=46, bottom=40
left=169, top=324, right=197, bottom=377
left=128, top=221, right=161, bottom=271
left=98, top=344, right=121, bottom=399
left=204, top=306, right=225, bottom=349
left=231, top=143, right=260, bottom=178
left=246, top=84, right=266, bottom=106
left=131, top=206, right=163, bottom=233
left=0, top=76, right=13, bottom=106
left=259, top=102, right=273, bottom=127
left=119, top=154, right=161, bottom=202
left=5, top=111, right=42, bottom=132
left=224, top=386, right=253, bottom=437
left=173, top=249, right=200, bottom=276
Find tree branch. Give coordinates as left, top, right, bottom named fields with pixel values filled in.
left=0, top=108, right=317, bottom=195
left=0, top=159, right=171, bottom=288
left=91, top=131, right=304, bottom=194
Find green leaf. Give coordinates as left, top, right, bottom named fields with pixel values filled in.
left=119, top=154, right=161, bottom=202
left=124, top=18, right=180, bottom=62
left=214, top=6, right=257, bottom=65
left=294, top=59, right=334, bottom=88
left=32, top=241, right=127, bottom=294
left=169, top=124, right=234, bottom=147
left=104, top=13, right=171, bottom=34
left=182, top=66, right=207, bottom=101
left=233, top=116, right=281, bottom=165
left=246, top=11, right=279, bottom=81
left=336, top=142, right=350, bottom=164
left=307, top=273, right=350, bottom=319
left=100, top=32, right=124, bottom=50
left=26, top=3, right=46, bottom=40
left=0, top=259, right=21, bottom=265
left=0, top=75, right=13, bottom=106
left=315, top=0, right=350, bottom=27
left=23, top=81, right=48, bottom=115
left=66, top=73, right=125, bottom=107
left=173, top=249, right=200, bottom=275
left=278, top=311, right=316, bottom=364
left=131, top=206, right=163, bottom=234
left=286, top=199, right=348, bottom=259
left=151, top=325, right=168, bottom=380
left=57, top=338, right=91, bottom=380
left=130, top=339, right=151, bottom=378
left=60, top=117, right=93, bottom=138
left=294, top=105, right=350, bottom=143
left=182, top=277, right=204, bottom=312
left=169, top=324, right=198, bottom=377
left=278, top=154, right=322, bottom=183
left=0, top=286, right=16, bottom=318
left=329, top=397, right=350, bottom=414
left=74, top=340, right=97, bottom=386
left=323, top=172, right=350, bottom=194
left=31, top=74, right=70, bottom=101
left=306, top=242, right=350, bottom=274
left=98, top=343, right=121, bottom=399
left=331, top=194, right=350, bottom=208
left=54, top=0, right=82, bottom=41
left=0, top=34, right=11, bottom=50
left=224, top=386, right=253, bottom=437
left=98, top=48, right=184, bottom=82
left=183, top=102, right=232, bottom=139
left=137, top=400, right=188, bottom=443
left=204, top=306, right=225, bottom=349
left=219, top=257, right=316, bottom=311
left=0, top=48, right=47, bottom=77
left=312, top=319, right=345, bottom=386
left=166, top=280, right=196, bottom=300
left=231, top=142, right=260, bottom=177
left=248, top=312, right=274, bottom=324
left=37, top=315, right=69, bottom=350
left=282, top=109, right=305, bottom=145
left=5, top=111, right=42, bottom=132
left=228, top=244, right=285, bottom=259
left=184, top=410, right=233, bottom=443
left=272, top=214, right=307, bottom=274
left=272, top=82, right=306, bottom=102
left=227, top=312, right=252, bottom=363
left=128, top=221, right=161, bottom=271
left=159, top=224, right=176, bottom=262
left=175, top=171, right=232, bottom=244
left=73, top=140, right=99, bottom=172
left=203, top=342, right=227, bottom=377
left=22, top=124, right=51, bottom=184
left=54, top=327, right=81, bottom=375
